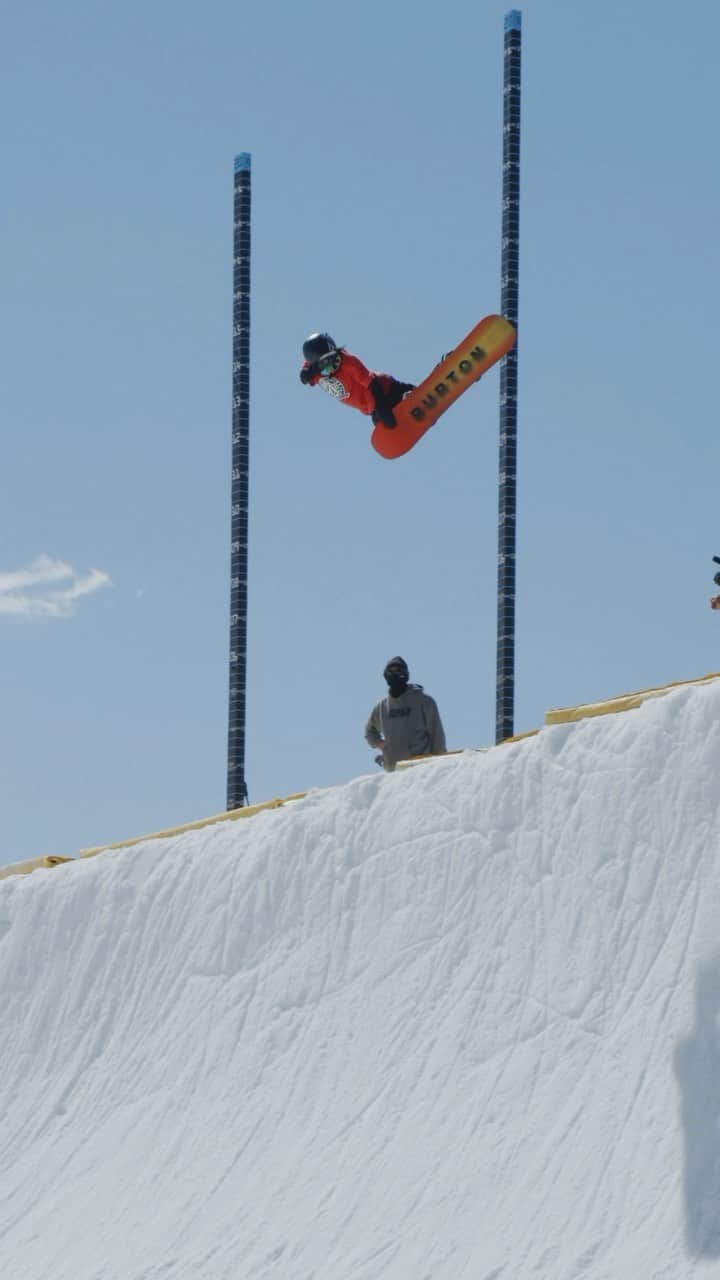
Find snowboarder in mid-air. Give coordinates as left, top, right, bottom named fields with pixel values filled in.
left=299, top=333, right=414, bottom=428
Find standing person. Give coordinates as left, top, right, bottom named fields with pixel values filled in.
left=299, top=332, right=414, bottom=428
left=365, top=657, right=447, bottom=772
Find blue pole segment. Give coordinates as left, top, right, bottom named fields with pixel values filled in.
left=505, top=10, right=521, bottom=31
left=234, top=152, right=251, bottom=172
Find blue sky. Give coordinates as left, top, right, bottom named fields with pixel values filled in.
left=2, top=0, right=719, bottom=864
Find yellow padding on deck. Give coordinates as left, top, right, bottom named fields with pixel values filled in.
left=545, top=671, right=720, bottom=726
left=396, top=748, right=467, bottom=770
left=0, top=797, right=308, bottom=882
left=0, top=855, right=75, bottom=882
left=500, top=728, right=540, bottom=745
left=79, top=793, right=308, bottom=860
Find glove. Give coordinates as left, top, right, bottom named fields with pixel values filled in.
left=299, top=365, right=316, bottom=385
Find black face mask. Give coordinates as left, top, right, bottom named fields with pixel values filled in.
left=386, top=674, right=408, bottom=697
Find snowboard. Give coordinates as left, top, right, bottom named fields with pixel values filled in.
left=371, top=314, right=516, bottom=459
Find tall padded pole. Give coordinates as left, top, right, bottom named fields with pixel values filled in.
left=496, top=11, right=522, bottom=743
left=227, top=152, right=251, bottom=808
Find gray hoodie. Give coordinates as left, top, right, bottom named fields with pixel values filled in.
left=364, top=683, right=447, bottom=772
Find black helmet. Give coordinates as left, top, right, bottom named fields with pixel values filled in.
left=303, top=332, right=337, bottom=363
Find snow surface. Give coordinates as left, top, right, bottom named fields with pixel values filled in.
left=3, top=680, right=720, bottom=1279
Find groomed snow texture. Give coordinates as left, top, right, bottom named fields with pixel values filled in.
left=3, top=680, right=720, bottom=1279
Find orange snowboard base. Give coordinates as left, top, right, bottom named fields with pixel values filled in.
left=371, top=314, right=516, bottom=459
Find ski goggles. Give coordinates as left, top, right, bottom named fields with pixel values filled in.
left=318, top=352, right=341, bottom=376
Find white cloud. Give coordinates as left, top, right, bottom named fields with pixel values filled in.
left=0, top=556, right=111, bottom=619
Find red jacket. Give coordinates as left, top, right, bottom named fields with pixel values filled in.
left=303, top=350, right=392, bottom=416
